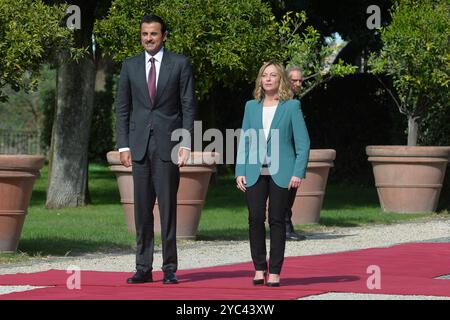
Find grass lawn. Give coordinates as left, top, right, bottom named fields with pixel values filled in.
left=198, top=175, right=445, bottom=240
left=0, top=163, right=447, bottom=264
left=3, top=165, right=135, bottom=263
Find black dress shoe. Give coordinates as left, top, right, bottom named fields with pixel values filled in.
left=286, top=231, right=306, bottom=241
left=163, top=271, right=178, bottom=284
left=127, top=270, right=153, bottom=284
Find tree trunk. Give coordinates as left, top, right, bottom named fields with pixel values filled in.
left=407, top=115, right=419, bottom=146
left=46, top=53, right=96, bottom=208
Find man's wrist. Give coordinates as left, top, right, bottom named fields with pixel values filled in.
left=119, top=147, right=130, bottom=153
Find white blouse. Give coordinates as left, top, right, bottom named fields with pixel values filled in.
left=261, top=105, right=277, bottom=174
left=262, top=105, right=277, bottom=140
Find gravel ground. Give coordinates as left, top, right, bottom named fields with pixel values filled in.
left=1, top=217, right=450, bottom=299
left=298, top=293, right=450, bottom=300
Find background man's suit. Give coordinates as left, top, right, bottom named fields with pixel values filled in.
left=116, top=49, right=197, bottom=274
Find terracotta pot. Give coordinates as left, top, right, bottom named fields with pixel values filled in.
left=366, top=146, right=450, bottom=213
left=0, top=155, right=45, bottom=253
left=107, top=151, right=219, bottom=239
left=291, top=149, right=336, bottom=224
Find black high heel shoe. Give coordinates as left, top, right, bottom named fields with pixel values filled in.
left=265, top=281, right=280, bottom=287
left=252, top=271, right=267, bottom=286
left=266, top=274, right=280, bottom=287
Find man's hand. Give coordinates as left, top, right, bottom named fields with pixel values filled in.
left=236, top=176, right=247, bottom=192
left=288, top=176, right=302, bottom=190
left=120, top=151, right=132, bottom=168
left=178, top=148, right=191, bottom=167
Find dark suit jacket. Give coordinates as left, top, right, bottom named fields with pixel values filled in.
left=116, top=49, right=197, bottom=162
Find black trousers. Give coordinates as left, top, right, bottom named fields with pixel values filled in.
left=132, top=134, right=179, bottom=273
left=245, top=175, right=290, bottom=274
left=285, top=187, right=298, bottom=233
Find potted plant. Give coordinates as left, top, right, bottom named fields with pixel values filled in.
left=290, top=149, right=336, bottom=224
left=107, top=151, right=219, bottom=239
left=0, top=155, right=45, bottom=252
left=367, top=0, right=450, bottom=213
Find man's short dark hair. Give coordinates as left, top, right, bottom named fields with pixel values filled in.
left=141, top=14, right=167, bottom=34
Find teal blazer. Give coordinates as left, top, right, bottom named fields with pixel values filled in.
left=235, top=99, right=310, bottom=188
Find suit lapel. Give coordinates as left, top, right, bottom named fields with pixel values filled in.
left=137, top=52, right=153, bottom=108
left=267, top=100, right=286, bottom=143
left=155, top=50, right=174, bottom=107
left=255, top=100, right=263, bottom=131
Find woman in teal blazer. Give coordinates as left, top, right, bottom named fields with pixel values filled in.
left=235, top=62, right=310, bottom=287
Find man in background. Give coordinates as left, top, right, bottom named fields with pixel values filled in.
left=285, top=65, right=307, bottom=241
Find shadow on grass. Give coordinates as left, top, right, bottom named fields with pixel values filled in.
left=29, top=190, right=47, bottom=206
left=30, top=183, right=121, bottom=207
left=203, top=179, right=248, bottom=212
left=89, top=170, right=116, bottom=179
left=88, top=187, right=121, bottom=205
left=321, top=185, right=380, bottom=211
left=18, top=238, right=134, bottom=257
left=207, top=177, right=382, bottom=213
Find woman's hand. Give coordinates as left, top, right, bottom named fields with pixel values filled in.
left=288, top=176, right=302, bottom=190
left=236, top=176, right=247, bottom=192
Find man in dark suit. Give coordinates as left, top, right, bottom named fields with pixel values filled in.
left=285, top=65, right=307, bottom=241
left=116, top=14, right=197, bottom=284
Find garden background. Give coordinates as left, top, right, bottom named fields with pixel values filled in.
left=0, top=0, right=448, bottom=262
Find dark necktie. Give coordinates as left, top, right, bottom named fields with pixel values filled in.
left=148, top=57, right=156, bottom=105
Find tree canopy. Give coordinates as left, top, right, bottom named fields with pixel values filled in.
left=95, top=0, right=356, bottom=100
left=278, top=11, right=356, bottom=97
left=95, top=0, right=280, bottom=99
left=369, top=0, right=450, bottom=145
left=0, top=0, right=77, bottom=102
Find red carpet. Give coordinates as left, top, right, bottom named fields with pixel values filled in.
left=1, top=243, right=450, bottom=300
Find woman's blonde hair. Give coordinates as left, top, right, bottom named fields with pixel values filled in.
left=253, top=61, right=293, bottom=102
